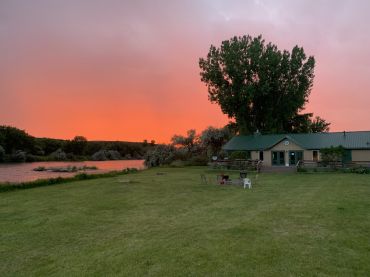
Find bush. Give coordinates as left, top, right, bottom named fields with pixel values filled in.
left=297, top=167, right=308, bottom=173
left=188, top=155, right=209, bottom=166
left=33, top=145, right=45, bottom=156
left=92, top=150, right=122, bottom=161
left=11, top=150, right=27, bottom=162
left=0, top=145, right=5, bottom=162
left=144, top=144, right=175, bottom=167
left=173, top=147, right=189, bottom=161
left=229, top=151, right=250, bottom=160
left=107, top=150, right=122, bottom=160
left=26, top=154, right=38, bottom=162
left=92, top=150, right=108, bottom=161
left=170, top=160, right=186, bottom=167
left=50, top=149, right=67, bottom=161
left=350, top=166, right=369, bottom=174
left=320, top=146, right=345, bottom=166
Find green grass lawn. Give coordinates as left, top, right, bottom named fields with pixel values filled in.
left=1, top=167, right=370, bottom=276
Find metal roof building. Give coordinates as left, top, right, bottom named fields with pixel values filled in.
left=223, top=131, right=370, bottom=167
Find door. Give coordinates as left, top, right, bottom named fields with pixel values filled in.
left=343, top=150, right=352, bottom=165
left=289, top=151, right=303, bottom=165
left=259, top=151, right=264, bottom=161
left=272, top=151, right=285, bottom=165
left=313, top=150, right=318, bottom=162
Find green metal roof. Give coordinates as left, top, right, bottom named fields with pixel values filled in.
left=223, top=131, right=370, bottom=151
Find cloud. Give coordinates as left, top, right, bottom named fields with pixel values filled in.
left=0, top=0, right=370, bottom=141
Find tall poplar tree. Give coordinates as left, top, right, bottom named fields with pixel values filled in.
left=199, top=35, right=328, bottom=134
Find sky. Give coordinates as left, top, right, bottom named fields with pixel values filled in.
left=1, top=0, right=370, bottom=143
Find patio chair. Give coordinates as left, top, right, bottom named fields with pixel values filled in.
left=243, top=178, right=252, bottom=189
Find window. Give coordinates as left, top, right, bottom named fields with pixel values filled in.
left=272, top=151, right=285, bottom=165
left=289, top=151, right=303, bottom=165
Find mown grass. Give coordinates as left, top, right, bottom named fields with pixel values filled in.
left=0, top=167, right=369, bottom=276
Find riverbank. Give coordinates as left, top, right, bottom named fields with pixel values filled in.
left=0, top=160, right=145, bottom=183
left=0, top=168, right=139, bottom=192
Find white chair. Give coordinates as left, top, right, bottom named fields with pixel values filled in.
left=243, top=178, right=252, bottom=189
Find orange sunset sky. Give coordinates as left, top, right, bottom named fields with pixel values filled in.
left=1, top=0, right=370, bottom=143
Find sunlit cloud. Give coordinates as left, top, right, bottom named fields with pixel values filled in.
left=0, top=0, right=370, bottom=142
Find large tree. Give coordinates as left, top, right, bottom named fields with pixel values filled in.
left=200, top=126, right=231, bottom=157
left=171, top=129, right=198, bottom=150
left=199, top=35, right=328, bottom=134
left=0, top=126, right=35, bottom=154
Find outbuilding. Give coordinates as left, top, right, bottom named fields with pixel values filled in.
left=223, top=131, right=370, bottom=167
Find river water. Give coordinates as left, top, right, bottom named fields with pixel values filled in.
left=0, top=160, right=145, bottom=183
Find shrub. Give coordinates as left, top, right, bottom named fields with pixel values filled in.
left=0, top=126, right=34, bottom=154
left=0, top=145, right=5, bottom=162
left=350, top=166, right=369, bottom=174
left=26, top=154, right=37, bottom=162
left=297, top=167, right=308, bottom=173
left=320, top=146, right=345, bottom=166
left=216, top=149, right=228, bottom=160
left=66, top=153, right=78, bottom=161
left=92, top=150, right=108, bottom=161
left=75, top=173, right=89, bottom=180
left=107, top=150, right=122, bottom=160
left=173, top=147, right=189, bottom=161
left=50, top=149, right=67, bottom=161
left=92, top=150, right=122, bottom=161
left=229, top=151, right=250, bottom=160
left=144, top=144, right=175, bottom=167
left=170, top=160, right=186, bottom=167
left=11, top=150, right=27, bottom=162
left=188, top=155, right=209, bottom=166
left=33, top=145, right=45, bottom=156
left=200, top=126, right=231, bottom=158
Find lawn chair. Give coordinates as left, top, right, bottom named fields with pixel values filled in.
left=243, top=178, right=252, bottom=189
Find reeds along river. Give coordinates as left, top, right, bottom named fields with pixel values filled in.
left=0, top=160, right=145, bottom=183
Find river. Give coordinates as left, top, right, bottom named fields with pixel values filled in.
left=0, top=160, right=145, bottom=183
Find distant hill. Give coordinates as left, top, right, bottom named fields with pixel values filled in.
left=0, top=125, right=155, bottom=162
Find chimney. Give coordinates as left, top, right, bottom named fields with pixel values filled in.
left=343, top=131, right=346, bottom=137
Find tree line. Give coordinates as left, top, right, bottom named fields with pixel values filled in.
left=144, top=125, right=236, bottom=167
left=0, top=126, right=155, bottom=163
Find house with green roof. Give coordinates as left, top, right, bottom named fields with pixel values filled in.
left=223, top=131, right=370, bottom=167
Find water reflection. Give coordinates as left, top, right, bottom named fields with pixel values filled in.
left=0, top=160, right=145, bottom=183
